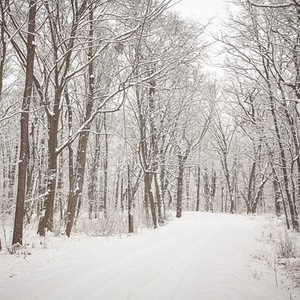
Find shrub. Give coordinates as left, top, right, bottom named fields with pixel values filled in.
left=277, top=229, right=297, bottom=259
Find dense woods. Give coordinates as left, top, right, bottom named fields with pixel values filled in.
left=0, top=0, right=300, bottom=248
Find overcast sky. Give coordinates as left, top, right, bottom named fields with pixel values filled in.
left=171, top=0, right=227, bottom=75
left=172, top=0, right=225, bottom=23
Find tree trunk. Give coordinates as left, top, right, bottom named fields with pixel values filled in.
left=12, top=0, right=37, bottom=246
left=223, top=163, right=234, bottom=214
left=127, top=164, right=133, bottom=233
left=273, top=179, right=281, bottom=217
left=65, top=6, right=95, bottom=236
left=103, top=113, right=109, bottom=217
left=221, top=184, right=224, bottom=213
left=65, top=106, right=92, bottom=237
left=176, top=154, right=185, bottom=218
left=144, top=172, right=157, bottom=228
left=186, top=167, right=191, bottom=211
left=154, top=172, right=164, bottom=225
left=37, top=0, right=88, bottom=237
left=37, top=104, right=60, bottom=236
left=251, top=176, right=268, bottom=214
left=88, top=122, right=100, bottom=219
left=246, top=161, right=256, bottom=214
left=121, top=177, right=125, bottom=213
left=204, top=169, right=210, bottom=212
left=229, top=191, right=235, bottom=214
left=251, top=187, right=263, bottom=214
left=196, top=166, right=201, bottom=211
left=114, top=169, right=120, bottom=209
left=0, top=0, right=7, bottom=100
left=210, top=170, right=216, bottom=212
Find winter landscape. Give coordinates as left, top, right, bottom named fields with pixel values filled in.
left=1, top=0, right=300, bottom=299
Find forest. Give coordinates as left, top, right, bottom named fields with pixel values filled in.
left=0, top=0, right=300, bottom=249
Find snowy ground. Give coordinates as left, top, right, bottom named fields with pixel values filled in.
left=0, top=212, right=299, bottom=300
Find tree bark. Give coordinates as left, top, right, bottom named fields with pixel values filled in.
left=103, top=113, right=109, bottom=217
left=144, top=171, right=157, bottom=228
left=176, top=154, right=186, bottom=218
left=65, top=5, right=94, bottom=237
left=196, top=166, right=201, bottom=211
left=273, top=178, right=281, bottom=217
left=0, top=0, right=7, bottom=100
left=251, top=176, right=268, bottom=214
left=12, top=0, right=37, bottom=246
left=37, top=0, right=88, bottom=237
left=154, top=172, right=164, bottom=225
left=88, top=127, right=100, bottom=219
left=246, top=161, right=256, bottom=214
left=127, top=164, right=133, bottom=233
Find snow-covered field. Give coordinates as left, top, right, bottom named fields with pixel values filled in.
left=0, top=212, right=299, bottom=300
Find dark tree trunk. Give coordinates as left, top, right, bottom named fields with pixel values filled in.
left=103, top=114, right=109, bottom=217
left=66, top=6, right=95, bottom=237
left=186, top=167, right=191, bottom=211
left=88, top=121, right=101, bottom=219
left=66, top=87, right=93, bottom=236
left=204, top=169, right=210, bottom=212
left=273, top=180, right=281, bottom=217
left=251, top=191, right=262, bottom=214
left=145, top=172, right=157, bottom=228
left=221, top=184, right=224, bottom=213
left=12, top=0, right=37, bottom=246
left=37, top=96, right=61, bottom=236
left=264, top=134, right=288, bottom=224
left=121, top=177, right=125, bottom=213
left=0, top=0, right=8, bottom=99
left=37, top=0, right=88, bottom=237
left=176, top=154, right=185, bottom=218
left=251, top=177, right=268, bottom=214
left=224, top=163, right=234, bottom=214
left=196, top=166, right=201, bottom=211
left=246, top=161, right=256, bottom=214
left=229, top=192, right=235, bottom=214
left=154, top=172, right=164, bottom=225
left=127, top=164, right=133, bottom=233
left=114, top=169, right=120, bottom=209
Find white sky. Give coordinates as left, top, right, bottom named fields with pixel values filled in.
left=172, top=0, right=225, bottom=23
left=171, top=0, right=227, bottom=77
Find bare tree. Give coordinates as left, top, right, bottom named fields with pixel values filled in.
left=218, top=0, right=300, bottom=228
left=12, top=0, right=37, bottom=246
left=0, top=0, right=8, bottom=100
left=210, top=116, right=237, bottom=214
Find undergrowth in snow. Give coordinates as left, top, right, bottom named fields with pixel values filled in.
left=1, top=209, right=172, bottom=253
left=255, top=215, right=300, bottom=291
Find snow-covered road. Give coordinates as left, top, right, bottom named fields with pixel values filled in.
left=0, top=213, right=298, bottom=299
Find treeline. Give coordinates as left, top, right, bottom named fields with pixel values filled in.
left=218, top=0, right=300, bottom=231
left=0, top=0, right=299, bottom=248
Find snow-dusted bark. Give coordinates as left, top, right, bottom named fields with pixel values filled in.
left=12, top=0, right=37, bottom=246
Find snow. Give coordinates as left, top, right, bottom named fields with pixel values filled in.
left=0, top=212, right=299, bottom=300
